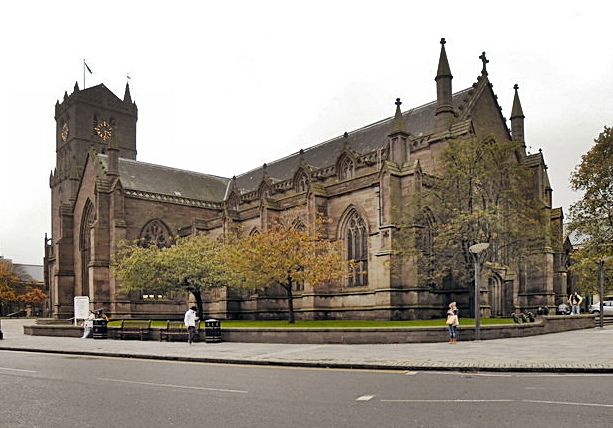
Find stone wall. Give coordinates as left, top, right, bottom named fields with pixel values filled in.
left=25, top=314, right=595, bottom=343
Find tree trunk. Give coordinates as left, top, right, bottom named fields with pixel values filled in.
left=284, top=278, right=295, bottom=324
left=191, top=288, right=204, bottom=321
left=183, top=279, right=205, bottom=321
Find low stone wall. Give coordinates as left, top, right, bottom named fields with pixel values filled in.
left=24, top=314, right=595, bottom=343
left=26, top=324, right=84, bottom=338
left=221, top=315, right=594, bottom=344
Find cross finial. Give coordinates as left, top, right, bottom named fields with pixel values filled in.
left=513, top=83, right=519, bottom=91
left=440, top=38, right=446, bottom=45
left=479, top=51, right=489, bottom=75
left=395, top=98, right=402, bottom=107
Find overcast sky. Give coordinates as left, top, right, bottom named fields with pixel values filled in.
left=1, top=1, right=611, bottom=265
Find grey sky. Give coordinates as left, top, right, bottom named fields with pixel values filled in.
left=1, top=1, right=611, bottom=264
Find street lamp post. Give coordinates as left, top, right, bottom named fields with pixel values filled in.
left=469, top=243, right=490, bottom=341
left=598, top=257, right=610, bottom=329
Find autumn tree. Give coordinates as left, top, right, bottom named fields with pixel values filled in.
left=568, top=126, right=613, bottom=295
left=401, top=136, right=546, bottom=288
left=113, top=235, right=228, bottom=319
left=223, top=216, right=346, bottom=323
left=0, top=260, right=20, bottom=316
left=19, top=288, right=48, bottom=306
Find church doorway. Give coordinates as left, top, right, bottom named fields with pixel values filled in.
left=488, top=274, right=504, bottom=317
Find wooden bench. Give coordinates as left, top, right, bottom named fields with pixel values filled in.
left=160, top=321, right=200, bottom=342
left=116, top=320, right=152, bottom=341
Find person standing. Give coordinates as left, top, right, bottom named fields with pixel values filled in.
left=446, top=302, right=459, bottom=344
left=184, top=306, right=199, bottom=344
left=568, top=292, right=583, bottom=315
left=81, top=311, right=95, bottom=339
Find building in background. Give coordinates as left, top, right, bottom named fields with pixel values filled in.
left=0, top=257, right=45, bottom=316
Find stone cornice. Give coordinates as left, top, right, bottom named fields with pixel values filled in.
left=124, top=189, right=223, bottom=209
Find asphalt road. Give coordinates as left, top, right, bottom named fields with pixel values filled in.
left=1, top=350, right=612, bottom=428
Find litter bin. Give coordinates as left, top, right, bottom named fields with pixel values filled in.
left=92, top=318, right=108, bottom=339
left=204, top=319, right=222, bottom=343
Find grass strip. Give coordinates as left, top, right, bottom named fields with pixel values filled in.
left=108, top=318, right=514, bottom=329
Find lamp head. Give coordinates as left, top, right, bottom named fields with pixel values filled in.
left=469, top=243, right=490, bottom=254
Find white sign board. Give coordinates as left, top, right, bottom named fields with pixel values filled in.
left=74, top=296, right=90, bottom=322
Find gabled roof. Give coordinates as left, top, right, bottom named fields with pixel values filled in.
left=97, top=154, right=230, bottom=202
left=12, top=263, right=44, bottom=283
left=567, top=229, right=590, bottom=248
left=235, top=88, right=472, bottom=192
left=522, top=151, right=545, bottom=168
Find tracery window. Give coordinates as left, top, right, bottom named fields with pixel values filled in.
left=296, top=173, right=309, bottom=193
left=345, top=210, right=368, bottom=287
left=419, top=211, right=435, bottom=286
left=339, top=157, right=355, bottom=180
left=140, top=219, right=171, bottom=248
left=79, top=200, right=96, bottom=296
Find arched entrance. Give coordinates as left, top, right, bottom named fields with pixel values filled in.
left=488, top=274, right=504, bottom=317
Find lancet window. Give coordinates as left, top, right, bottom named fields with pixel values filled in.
left=339, top=157, right=355, bottom=180
left=344, top=210, right=368, bottom=287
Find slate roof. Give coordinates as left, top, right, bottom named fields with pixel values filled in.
left=12, top=263, right=44, bottom=283
left=235, top=88, right=472, bottom=192
left=98, top=155, right=230, bottom=202
left=566, top=229, right=590, bottom=248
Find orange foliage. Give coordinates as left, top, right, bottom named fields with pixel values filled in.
left=19, top=288, right=48, bottom=304
left=223, top=215, right=348, bottom=322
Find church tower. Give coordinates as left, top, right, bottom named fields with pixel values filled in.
left=47, top=82, right=137, bottom=318
left=51, top=82, right=137, bottom=206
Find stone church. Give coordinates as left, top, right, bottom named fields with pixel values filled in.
left=45, top=39, right=568, bottom=320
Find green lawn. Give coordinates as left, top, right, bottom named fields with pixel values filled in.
left=215, top=318, right=513, bottom=328
left=109, top=318, right=514, bottom=329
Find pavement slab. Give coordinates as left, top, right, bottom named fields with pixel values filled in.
left=1, top=319, right=612, bottom=372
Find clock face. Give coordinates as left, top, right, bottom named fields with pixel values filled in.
left=94, top=120, right=113, bottom=141
left=61, top=122, right=69, bottom=142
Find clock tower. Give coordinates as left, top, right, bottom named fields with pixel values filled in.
left=47, top=82, right=137, bottom=317
left=51, top=81, right=137, bottom=206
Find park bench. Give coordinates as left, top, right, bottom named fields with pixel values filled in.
left=115, top=320, right=152, bottom=341
left=159, top=321, right=199, bottom=342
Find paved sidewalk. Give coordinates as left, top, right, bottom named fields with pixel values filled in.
left=1, top=319, right=612, bottom=372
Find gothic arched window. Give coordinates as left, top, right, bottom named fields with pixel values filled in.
left=339, top=156, right=355, bottom=180
left=140, top=219, right=171, bottom=248
left=296, top=172, right=309, bottom=193
left=79, top=200, right=96, bottom=297
left=419, top=209, right=435, bottom=286
left=344, top=209, right=368, bottom=287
